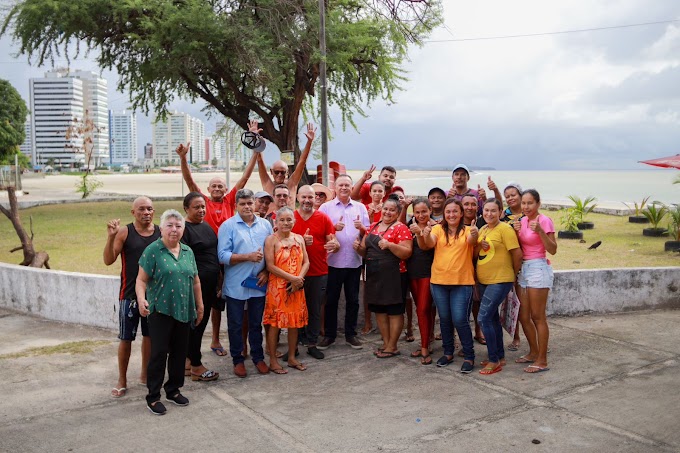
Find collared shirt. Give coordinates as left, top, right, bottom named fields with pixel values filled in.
left=217, top=213, right=273, bottom=300
left=319, top=197, right=369, bottom=269
left=138, top=238, right=198, bottom=323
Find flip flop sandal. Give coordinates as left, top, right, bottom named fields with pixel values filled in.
left=524, top=365, right=550, bottom=373
left=410, top=350, right=423, bottom=358
left=270, top=367, right=288, bottom=375
left=515, top=355, right=535, bottom=364
left=288, top=363, right=307, bottom=371
left=373, top=348, right=386, bottom=356
left=191, top=370, right=219, bottom=381
left=479, top=364, right=503, bottom=375
left=211, top=346, right=228, bottom=357
left=421, top=355, right=433, bottom=365
left=506, top=343, right=520, bottom=351
left=111, top=387, right=127, bottom=398
left=376, top=351, right=401, bottom=359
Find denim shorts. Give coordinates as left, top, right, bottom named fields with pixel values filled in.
left=118, top=299, right=149, bottom=341
left=518, top=259, right=554, bottom=289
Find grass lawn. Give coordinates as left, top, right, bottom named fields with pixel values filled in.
left=1, top=201, right=678, bottom=274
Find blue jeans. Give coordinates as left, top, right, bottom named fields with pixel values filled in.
left=478, top=282, right=514, bottom=363
left=430, top=284, right=474, bottom=361
left=225, top=295, right=265, bottom=365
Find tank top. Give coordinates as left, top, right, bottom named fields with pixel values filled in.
left=119, top=223, right=161, bottom=300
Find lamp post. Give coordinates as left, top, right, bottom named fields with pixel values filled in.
left=319, top=0, right=329, bottom=186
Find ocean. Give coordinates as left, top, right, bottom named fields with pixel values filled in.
left=389, top=170, right=679, bottom=208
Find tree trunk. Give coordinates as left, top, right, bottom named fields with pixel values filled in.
left=0, top=187, right=50, bottom=268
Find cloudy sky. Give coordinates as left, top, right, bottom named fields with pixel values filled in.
left=2, top=0, right=680, bottom=170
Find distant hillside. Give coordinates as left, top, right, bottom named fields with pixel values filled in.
left=394, top=166, right=497, bottom=171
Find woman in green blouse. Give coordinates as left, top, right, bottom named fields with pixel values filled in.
left=136, top=209, right=204, bottom=416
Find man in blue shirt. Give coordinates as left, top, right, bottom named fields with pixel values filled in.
left=218, top=189, right=273, bottom=377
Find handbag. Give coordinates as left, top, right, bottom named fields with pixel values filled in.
left=500, top=288, right=521, bottom=337
left=241, top=276, right=267, bottom=292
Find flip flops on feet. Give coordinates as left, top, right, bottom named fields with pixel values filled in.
left=191, top=370, right=219, bottom=381
left=288, top=362, right=307, bottom=371
left=421, top=355, right=433, bottom=365
left=211, top=346, right=228, bottom=357
left=480, top=364, right=503, bottom=375
left=376, top=351, right=401, bottom=359
left=524, top=365, right=550, bottom=373
left=270, top=366, right=288, bottom=375
left=507, top=342, right=520, bottom=351
left=515, top=355, right=534, bottom=364
left=111, top=387, right=127, bottom=398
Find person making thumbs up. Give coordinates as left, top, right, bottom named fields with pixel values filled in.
left=448, top=164, right=502, bottom=215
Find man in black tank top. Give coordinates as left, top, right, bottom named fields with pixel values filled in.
left=103, top=197, right=160, bottom=399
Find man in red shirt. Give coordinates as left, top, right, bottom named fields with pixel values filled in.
left=291, top=185, right=339, bottom=359
left=175, top=120, right=260, bottom=356
left=351, top=164, right=404, bottom=205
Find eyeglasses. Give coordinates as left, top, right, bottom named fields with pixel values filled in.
left=273, top=170, right=287, bottom=175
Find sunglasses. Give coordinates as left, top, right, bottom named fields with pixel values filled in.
left=272, top=170, right=287, bottom=175
left=315, top=193, right=327, bottom=198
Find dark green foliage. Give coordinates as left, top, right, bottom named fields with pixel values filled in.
left=0, top=79, right=29, bottom=165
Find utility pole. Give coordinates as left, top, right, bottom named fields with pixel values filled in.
left=319, top=0, right=329, bottom=186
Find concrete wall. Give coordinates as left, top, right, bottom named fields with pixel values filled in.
left=1, top=262, right=678, bottom=330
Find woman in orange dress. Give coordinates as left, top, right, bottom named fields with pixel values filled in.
left=263, top=207, right=310, bottom=374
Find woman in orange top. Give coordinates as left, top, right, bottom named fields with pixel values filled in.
left=263, top=207, right=310, bottom=374
left=417, top=198, right=479, bottom=373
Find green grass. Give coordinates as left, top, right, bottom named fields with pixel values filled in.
left=0, top=340, right=111, bottom=359
left=1, top=202, right=678, bottom=272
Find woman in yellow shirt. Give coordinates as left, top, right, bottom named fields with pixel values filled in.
left=416, top=198, right=478, bottom=373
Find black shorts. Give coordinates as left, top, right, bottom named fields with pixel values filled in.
left=368, top=303, right=405, bottom=316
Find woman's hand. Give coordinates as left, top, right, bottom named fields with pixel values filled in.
left=409, top=222, right=422, bottom=235
left=139, top=299, right=150, bottom=317
left=480, top=240, right=490, bottom=251
left=378, top=238, right=390, bottom=250
left=195, top=304, right=204, bottom=326
left=529, top=220, right=543, bottom=233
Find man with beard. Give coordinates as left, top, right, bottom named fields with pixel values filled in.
left=104, top=197, right=160, bottom=398
left=292, top=185, right=339, bottom=359
left=351, top=165, right=404, bottom=204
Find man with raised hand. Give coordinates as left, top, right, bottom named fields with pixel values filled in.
left=448, top=164, right=502, bottom=215
left=175, top=119, right=260, bottom=357
left=103, top=196, right=160, bottom=399
left=217, top=189, right=273, bottom=378
left=351, top=164, right=405, bottom=204
left=318, top=174, right=370, bottom=350
left=292, top=185, right=339, bottom=359
left=256, top=123, right=316, bottom=207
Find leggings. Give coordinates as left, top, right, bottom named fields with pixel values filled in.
left=410, top=277, right=434, bottom=349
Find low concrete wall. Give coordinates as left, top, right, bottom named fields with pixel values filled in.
left=1, top=262, right=678, bottom=330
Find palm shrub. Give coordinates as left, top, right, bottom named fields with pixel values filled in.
left=567, top=195, right=597, bottom=223
left=642, top=203, right=668, bottom=229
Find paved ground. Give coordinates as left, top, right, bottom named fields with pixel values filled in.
left=1, top=307, right=679, bottom=452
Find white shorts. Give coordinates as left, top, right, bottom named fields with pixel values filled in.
left=518, top=259, right=554, bottom=289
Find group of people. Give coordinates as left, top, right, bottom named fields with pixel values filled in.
left=104, top=122, right=557, bottom=416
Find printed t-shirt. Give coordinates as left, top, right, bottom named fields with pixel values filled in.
left=476, top=222, right=520, bottom=284
left=203, top=189, right=237, bottom=234
left=367, top=221, right=411, bottom=273
left=292, top=210, right=335, bottom=277
left=359, top=182, right=405, bottom=205
left=518, top=214, right=554, bottom=260
left=429, top=224, right=475, bottom=285
left=138, top=239, right=198, bottom=323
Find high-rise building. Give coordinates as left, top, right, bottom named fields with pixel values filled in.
left=19, top=115, right=32, bottom=160
left=108, top=110, right=138, bottom=165
left=29, top=69, right=109, bottom=167
left=144, top=143, right=153, bottom=159
left=152, top=111, right=205, bottom=165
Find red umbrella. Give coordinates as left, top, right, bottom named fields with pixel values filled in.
left=639, top=154, right=680, bottom=170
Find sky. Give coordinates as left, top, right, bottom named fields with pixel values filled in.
left=2, top=0, right=680, bottom=170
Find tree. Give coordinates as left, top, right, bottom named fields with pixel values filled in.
left=3, top=0, right=442, bottom=179
left=0, top=79, right=29, bottom=167
left=65, top=110, right=104, bottom=198
left=0, top=187, right=50, bottom=268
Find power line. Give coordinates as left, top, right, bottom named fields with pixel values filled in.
left=426, top=19, right=680, bottom=43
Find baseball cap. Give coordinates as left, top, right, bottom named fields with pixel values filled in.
left=452, top=164, right=470, bottom=175
left=254, top=191, right=273, bottom=201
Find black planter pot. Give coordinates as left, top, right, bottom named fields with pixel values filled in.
left=665, top=241, right=680, bottom=252
left=629, top=216, right=649, bottom=224
left=558, top=230, right=583, bottom=240
left=642, top=228, right=668, bottom=237
left=577, top=222, right=594, bottom=230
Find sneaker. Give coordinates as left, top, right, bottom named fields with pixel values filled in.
left=317, top=337, right=335, bottom=350
left=345, top=336, right=363, bottom=350
left=460, top=360, right=474, bottom=374
left=166, top=393, right=189, bottom=406
left=147, top=400, right=167, bottom=415
left=307, top=347, right=325, bottom=360
left=436, top=355, right=454, bottom=367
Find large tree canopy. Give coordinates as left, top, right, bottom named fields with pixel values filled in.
left=3, top=0, right=442, bottom=166
left=0, top=79, right=29, bottom=165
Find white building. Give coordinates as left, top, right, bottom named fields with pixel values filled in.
left=152, top=111, right=205, bottom=165
left=19, top=115, right=32, bottom=160
left=108, top=110, right=138, bottom=165
left=29, top=69, right=109, bottom=167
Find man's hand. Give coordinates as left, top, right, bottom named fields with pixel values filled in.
left=487, top=176, right=497, bottom=192
left=477, top=185, right=487, bottom=201
left=304, top=123, right=317, bottom=142
left=256, top=270, right=268, bottom=286
left=352, top=237, right=361, bottom=251
left=447, top=187, right=456, bottom=198
left=362, top=165, right=376, bottom=182
left=303, top=228, right=313, bottom=246
left=107, top=219, right=120, bottom=238
left=352, top=215, right=363, bottom=230
left=250, top=247, right=264, bottom=262
left=335, top=216, right=345, bottom=231
left=324, top=234, right=340, bottom=253
left=248, top=119, right=263, bottom=134
left=176, top=142, right=190, bottom=159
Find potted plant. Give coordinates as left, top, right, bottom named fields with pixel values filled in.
left=558, top=208, right=583, bottom=240
left=567, top=195, right=597, bottom=230
left=624, top=196, right=650, bottom=223
left=665, top=204, right=680, bottom=252
left=642, top=203, right=668, bottom=237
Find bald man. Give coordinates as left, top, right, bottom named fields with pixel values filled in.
left=104, top=196, right=160, bottom=399
left=256, top=123, right=316, bottom=208
left=176, top=119, right=260, bottom=356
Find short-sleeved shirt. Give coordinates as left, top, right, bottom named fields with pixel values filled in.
left=359, top=182, right=405, bottom=205
left=203, top=189, right=237, bottom=234
left=406, top=218, right=434, bottom=279
left=476, top=222, right=520, bottom=284
left=518, top=214, right=555, bottom=260
left=367, top=221, right=411, bottom=273
left=429, top=224, right=475, bottom=285
left=217, top=213, right=274, bottom=300
left=292, top=210, right=335, bottom=277
left=181, top=221, right=220, bottom=278
left=450, top=188, right=484, bottom=215
left=138, top=238, right=198, bottom=323
left=319, top=198, right=370, bottom=269
left=501, top=208, right=522, bottom=223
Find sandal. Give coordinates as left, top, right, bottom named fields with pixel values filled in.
left=111, top=387, right=127, bottom=398
left=376, top=351, right=401, bottom=359
left=191, top=370, right=219, bottom=381
left=507, top=342, right=520, bottom=351
left=210, top=346, right=228, bottom=357
left=404, top=333, right=415, bottom=342
left=420, top=354, right=432, bottom=365
left=479, top=364, right=502, bottom=375
left=288, top=362, right=307, bottom=371
left=270, top=366, right=288, bottom=375
left=410, top=350, right=423, bottom=358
